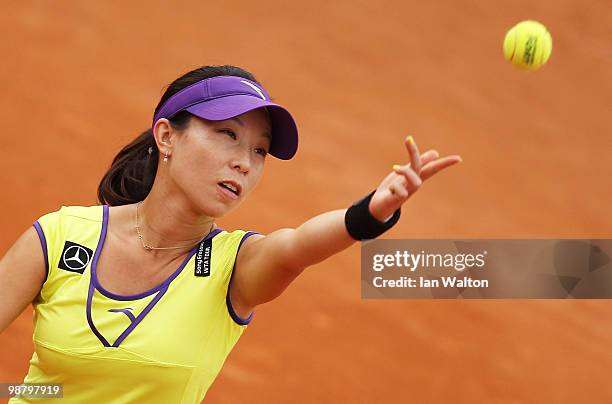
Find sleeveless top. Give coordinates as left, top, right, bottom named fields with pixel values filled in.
left=10, top=205, right=256, bottom=403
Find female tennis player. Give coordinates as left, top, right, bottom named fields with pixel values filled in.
left=0, top=65, right=461, bottom=403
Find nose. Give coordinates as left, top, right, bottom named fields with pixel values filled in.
left=231, top=147, right=251, bottom=174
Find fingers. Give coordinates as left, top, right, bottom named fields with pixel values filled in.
left=394, top=150, right=438, bottom=173
left=389, top=165, right=422, bottom=196
left=405, top=136, right=422, bottom=175
left=390, top=135, right=462, bottom=195
left=420, top=155, right=463, bottom=181
left=417, top=149, right=439, bottom=167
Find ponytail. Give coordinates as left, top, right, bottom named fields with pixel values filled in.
left=97, top=129, right=158, bottom=206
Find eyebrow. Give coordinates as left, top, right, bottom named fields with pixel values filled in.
left=230, top=117, right=272, bottom=142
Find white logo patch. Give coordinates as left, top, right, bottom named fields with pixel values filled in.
left=62, top=245, right=91, bottom=271
left=240, top=80, right=266, bottom=100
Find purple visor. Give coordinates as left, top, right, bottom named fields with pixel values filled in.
left=152, top=76, right=298, bottom=160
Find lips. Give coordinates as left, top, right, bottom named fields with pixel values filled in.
left=217, top=180, right=242, bottom=198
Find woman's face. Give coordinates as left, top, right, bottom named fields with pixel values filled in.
left=165, top=108, right=272, bottom=217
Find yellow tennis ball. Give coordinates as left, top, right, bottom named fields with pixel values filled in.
left=503, top=20, right=552, bottom=70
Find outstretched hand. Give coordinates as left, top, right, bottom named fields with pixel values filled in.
left=368, top=136, right=462, bottom=222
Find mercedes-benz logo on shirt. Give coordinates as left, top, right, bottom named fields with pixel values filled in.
left=58, top=241, right=93, bottom=274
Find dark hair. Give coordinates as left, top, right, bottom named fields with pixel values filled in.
left=97, top=65, right=259, bottom=206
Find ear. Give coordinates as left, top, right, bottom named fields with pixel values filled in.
left=152, top=118, right=175, bottom=156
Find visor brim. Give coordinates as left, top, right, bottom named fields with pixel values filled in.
left=185, top=95, right=298, bottom=160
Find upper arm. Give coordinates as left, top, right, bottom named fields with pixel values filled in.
left=0, top=226, right=47, bottom=334
left=229, top=229, right=304, bottom=313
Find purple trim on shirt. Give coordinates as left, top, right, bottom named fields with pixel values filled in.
left=33, top=221, right=49, bottom=281
left=87, top=205, right=226, bottom=347
left=226, top=231, right=259, bottom=326
left=91, top=213, right=223, bottom=301
left=87, top=205, right=112, bottom=347
left=112, top=287, right=168, bottom=347
left=108, top=308, right=137, bottom=323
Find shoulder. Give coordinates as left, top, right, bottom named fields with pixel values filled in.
left=206, top=229, right=262, bottom=271
left=212, top=230, right=265, bottom=275
left=37, top=204, right=104, bottom=224
left=35, top=205, right=105, bottom=239
left=213, top=229, right=263, bottom=252
left=61, top=205, right=105, bottom=221
left=241, top=233, right=265, bottom=245
left=235, top=232, right=265, bottom=261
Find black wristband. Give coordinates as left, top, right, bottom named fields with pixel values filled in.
left=344, top=191, right=401, bottom=241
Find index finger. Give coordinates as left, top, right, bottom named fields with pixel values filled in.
left=405, top=135, right=422, bottom=175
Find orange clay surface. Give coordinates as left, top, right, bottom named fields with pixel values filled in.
left=1, top=1, right=612, bottom=403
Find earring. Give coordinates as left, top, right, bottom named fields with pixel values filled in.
left=163, top=152, right=169, bottom=162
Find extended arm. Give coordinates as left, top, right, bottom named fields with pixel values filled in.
left=230, top=136, right=462, bottom=314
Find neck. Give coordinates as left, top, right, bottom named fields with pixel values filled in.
left=136, top=191, right=216, bottom=251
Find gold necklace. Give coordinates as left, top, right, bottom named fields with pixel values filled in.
left=135, top=201, right=214, bottom=251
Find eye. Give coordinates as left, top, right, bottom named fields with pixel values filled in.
left=255, top=148, right=268, bottom=157
left=220, top=129, right=237, bottom=139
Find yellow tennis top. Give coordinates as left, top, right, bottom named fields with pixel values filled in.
left=11, top=205, right=256, bottom=403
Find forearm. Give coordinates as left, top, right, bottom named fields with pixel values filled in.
left=284, top=209, right=356, bottom=270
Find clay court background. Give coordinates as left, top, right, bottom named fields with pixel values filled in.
left=1, top=1, right=611, bottom=403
